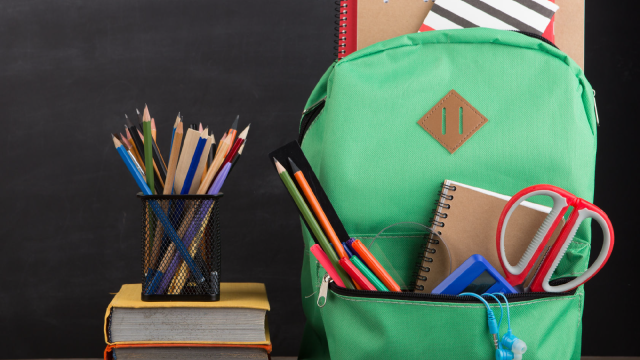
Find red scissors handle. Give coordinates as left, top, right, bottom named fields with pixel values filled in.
left=497, top=185, right=614, bottom=293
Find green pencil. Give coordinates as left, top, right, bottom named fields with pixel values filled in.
left=142, top=105, right=155, bottom=194
left=350, top=255, right=389, bottom=291
left=274, top=158, right=355, bottom=289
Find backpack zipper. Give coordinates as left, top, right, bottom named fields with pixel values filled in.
left=318, top=274, right=576, bottom=307
left=299, top=97, right=327, bottom=144
left=593, top=90, right=600, bottom=126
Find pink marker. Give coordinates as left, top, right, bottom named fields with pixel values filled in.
left=310, top=244, right=345, bottom=288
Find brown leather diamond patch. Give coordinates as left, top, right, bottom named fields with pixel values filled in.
left=418, top=90, right=488, bottom=154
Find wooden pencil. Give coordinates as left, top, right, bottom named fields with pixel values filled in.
left=163, top=122, right=184, bottom=194
left=141, top=107, right=168, bottom=177
left=127, top=116, right=163, bottom=194
left=289, top=158, right=348, bottom=259
left=225, top=115, right=239, bottom=156
left=197, top=133, right=232, bottom=194
left=201, top=134, right=215, bottom=184
left=167, top=206, right=214, bottom=294
left=151, top=118, right=157, bottom=142
left=216, top=133, right=227, bottom=156
left=142, top=106, right=154, bottom=193
left=173, top=128, right=201, bottom=193
left=212, top=124, right=250, bottom=182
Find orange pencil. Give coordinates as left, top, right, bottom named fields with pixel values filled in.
left=151, top=118, right=157, bottom=142
left=225, top=115, right=239, bottom=155
left=350, top=239, right=402, bottom=292
left=288, top=158, right=348, bottom=260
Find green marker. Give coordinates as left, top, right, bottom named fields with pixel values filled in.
left=350, top=255, right=389, bottom=291
left=275, top=158, right=355, bottom=289
left=142, top=106, right=155, bottom=194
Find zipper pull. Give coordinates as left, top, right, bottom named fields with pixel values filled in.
left=593, top=90, right=600, bottom=127
left=317, top=273, right=331, bottom=308
left=302, top=96, right=327, bottom=115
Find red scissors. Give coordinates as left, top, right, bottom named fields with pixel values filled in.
left=496, top=184, right=614, bottom=293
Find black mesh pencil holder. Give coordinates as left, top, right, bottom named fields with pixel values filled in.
left=138, top=193, right=223, bottom=301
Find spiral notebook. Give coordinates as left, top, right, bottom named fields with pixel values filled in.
left=335, top=0, right=583, bottom=69
left=414, top=180, right=564, bottom=293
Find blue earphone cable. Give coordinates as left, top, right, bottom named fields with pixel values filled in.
left=495, top=293, right=511, bottom=331
left=483, top=293, right=504, bottom=345
left=459, top=292, right=500, bottom=349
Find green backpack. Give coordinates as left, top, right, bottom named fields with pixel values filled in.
left=296, top=28, right=597, bottom=360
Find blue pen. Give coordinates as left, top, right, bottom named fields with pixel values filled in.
left=113, top=137, right=206, bottom=288
left=180, top=131, right=208, bottom=194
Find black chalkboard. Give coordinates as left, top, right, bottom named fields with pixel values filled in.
left=0, top=0, right=637, bottom=357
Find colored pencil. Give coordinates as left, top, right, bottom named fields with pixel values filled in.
left=230, top=143, right=245, bottom=173
left=216, top=133, right=227, bottom=156
left=170, top=113, right=180, bottom=151
left=151, top=118, right=157, bottom=142
left=113, top=135, right=205, bottom=290
left=198, top=122, right=204, bottom=133
left=197, top=134, right=232, bottom=194
left=350, top=239, right=402, bottom=292
left=142, top=106, right=155, bottom=193
left=201, top=135, right=215, bottom=184
left=168, top=206, right=215, bottom=294
left=116, top=133, right=145, bottom=176
left=127, top=115, right=163, bottom=194
left=141, top=107, right=168, bottom=177
left=163, top=122, right=183, bottom=194
left=212, top=124, right=249, bottom=182
left=180, top=130, right=209, bottom=194
left=274, top=159, right=354, bottom=289
left=173, top=128, right=200, bottom=193
left=227, top=115, right=239, bottom=147
left=289, top=158, right=348, bottom=260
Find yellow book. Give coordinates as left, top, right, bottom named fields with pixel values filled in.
left=104, top=283, right=271, bottom=346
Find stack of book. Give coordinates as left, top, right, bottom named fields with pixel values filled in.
left=103, top=283, right=271, bottom=360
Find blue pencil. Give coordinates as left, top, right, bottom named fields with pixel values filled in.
left=112, top=136, right=206, bottom=287
left=180, top=130, right=208, bottom=194
left=157, top=160, right=233, bottom=292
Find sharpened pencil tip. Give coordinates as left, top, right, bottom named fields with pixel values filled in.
left=288, top=158, right=301, bottom=173
left=238, top=124, right=250, bottom=139
left=274, top=158, right=286, bottom=173
left=136, top=108, right=140, bottom=115
left=126, top=117, right=135, bottom=129
left=231, top=115, right=239, bottom=130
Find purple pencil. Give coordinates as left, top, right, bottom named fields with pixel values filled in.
left=155, top=162, right=233, bottom=294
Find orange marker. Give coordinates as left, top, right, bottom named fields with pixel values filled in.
left=350, top=239, right=402, bottom=292
left=288, top=158, right=348, bottom=259
left=339, top=258, right=376, bottom=291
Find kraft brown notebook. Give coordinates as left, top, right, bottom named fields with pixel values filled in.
left=414, top=180, right=563, bottom=293
left=355, top=0, right=583, bottom=69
